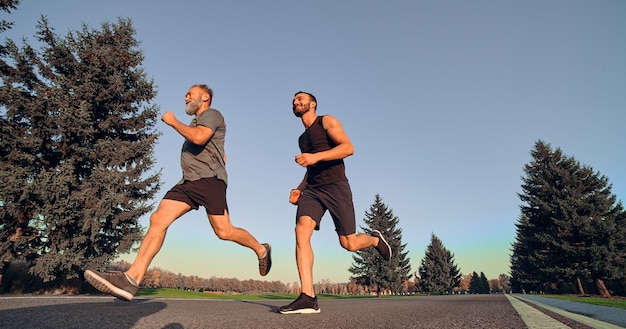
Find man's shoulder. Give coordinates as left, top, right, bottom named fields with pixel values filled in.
left=320, top=114, right=341, bottom=128
left=205, top=108, right=224, bottom=116
left=197, top=108, right=224, bottom=121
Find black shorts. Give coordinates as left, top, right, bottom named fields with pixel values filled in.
left=163, top=177, right=228, bottom=215
left=296, top=180, right=356, bottom=236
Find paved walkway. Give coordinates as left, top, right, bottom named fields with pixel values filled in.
left=511, top=294, right=626, bottom=328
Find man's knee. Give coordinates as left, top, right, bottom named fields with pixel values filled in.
left=214, top=226, right=234, bottom=241
left=339, top=235, right=359, bottom=252
left=208, top=213, right=236, bottom=241
left=149, top=212, right=171, bottom=232
left=294, top=217, right=316, bottom=245
left=295, top=217, right=316, bottom=233
left=149, top=199, right=189, bottom=231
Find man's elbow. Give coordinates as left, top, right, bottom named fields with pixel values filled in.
left=191, top=135, right=210, bottom=146
left=345, top=144, right=355, bottom=157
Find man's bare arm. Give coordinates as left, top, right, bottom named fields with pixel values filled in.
left=162, top=111, right=213, bottom=145
left=294, top=115, right=354, bottom=167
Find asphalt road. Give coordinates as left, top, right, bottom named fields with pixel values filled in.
left=0, top=294, right=624, bottom=329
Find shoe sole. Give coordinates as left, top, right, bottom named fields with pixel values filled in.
left=279, top=308, right=321, bottom=314
left=84, top=270, right=134, bottom=301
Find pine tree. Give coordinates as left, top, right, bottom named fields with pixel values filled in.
left=511, top=140, right=625, bottom=296
left=469, top=271, right=480, bottom=294
left=479, top=272, right=490, bottom=294
left=0, top=0, right=19, bottom=35
left=0, top=15, right=160, bottom=290
left=510, top=213, right=545, bottom=293
left=418, top=233, right=461, bottom=294
left=349, top=194, right=411, bottom=295
left=447, top=248, right=462, bottom=291
left=469, top=271, right=490, bottom=294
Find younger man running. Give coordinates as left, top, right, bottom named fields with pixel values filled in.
left=279, top=91, right=391, bottom=314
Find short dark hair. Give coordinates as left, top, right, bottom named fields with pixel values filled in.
left=192, top=84, right=213, bottom=99
left=294, top=91, right=316, bottom=104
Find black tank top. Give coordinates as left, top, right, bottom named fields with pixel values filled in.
left=298, top=116, right=347, bottom=187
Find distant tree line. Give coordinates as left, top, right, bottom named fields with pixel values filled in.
left=102, top=260, right=508, bottom=296
left=107, top=260, right=413, bottom=296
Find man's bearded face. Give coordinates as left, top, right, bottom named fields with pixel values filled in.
left=292, top=102, right=310, bottom=117
left=185, top=98, right=202, bottom=115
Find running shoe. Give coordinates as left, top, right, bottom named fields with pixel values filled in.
left=258, top=243, right=272, bottom=276
left=279, top=293, right=320, bottom=314
left=371, top=230, right=392, bottom=261
left=84, top=270, right=138, bottom=301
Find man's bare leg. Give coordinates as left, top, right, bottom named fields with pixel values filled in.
left=208, top=210, right=267, bottom=257
left=338, top=233, right=378, bottom=252
left=126, top=199, right=191, bottom=283
left=84, top=199, right=190, bottom=300
left=295, top=216, right=317, bottom=297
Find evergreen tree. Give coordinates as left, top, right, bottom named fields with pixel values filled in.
left=511, top=140, right=625, bottom=296
left=447, top=248, right=462, bottom=291
left=469, top=271, right=480, bottom=294
left=349, top=194, right=411, bottom=295
left=418, top=233, right=461, bottom=294
left=608, top=211, right=626, bottom=296
left=479, top=272, right=490, bottom=294
left=0, top=15, right=160, bottom=290
left=0, top=0, right=19, bottom=35
left=510, top=213, right=544, bottom=293
left=469, top=271, right=490, bottom=294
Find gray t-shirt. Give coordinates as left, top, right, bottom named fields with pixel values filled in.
left=179, top=108, right=227, bottom=185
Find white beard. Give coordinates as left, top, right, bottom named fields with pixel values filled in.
left=185, top=100, right=201, bottom=115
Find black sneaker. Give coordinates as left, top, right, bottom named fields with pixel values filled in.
left=279, top=293, right=320, bottom=314
left=84, top=270, right=139, bottom=301
left=258, top=243, right=272, bottom=276
left=371, top=230, right=392, bottom=261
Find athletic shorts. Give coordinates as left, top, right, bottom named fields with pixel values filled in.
left=163, top=177, right=228, bottom=215
left=296, top=180, right=356, bottom=236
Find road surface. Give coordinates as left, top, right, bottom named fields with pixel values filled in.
left=0, top=294, right=624, bottom=328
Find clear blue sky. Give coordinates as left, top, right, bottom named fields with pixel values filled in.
left=6, top=1, right=625, bottom=284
